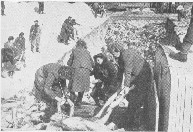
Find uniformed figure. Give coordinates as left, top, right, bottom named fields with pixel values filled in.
left=67, top=39, right=94, bottom=106
left=169, top=6, right=193, bottom=62
left=64, top=16, right=72, bottom=25
left=32, top=63, right=73, bottom=122
left=112, top=43, right=153, bottom=130
left=58, top=16, right=73, bottom=44
left=38, top=2, right=44, bottom=14
left=29, top=20, right=41, bottom=53
left=1, top=1, right=5, bottom=16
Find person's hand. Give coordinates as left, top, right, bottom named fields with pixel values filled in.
left=55, top=97, right=66, bottom=105
left=97, top=79, right=102, bottom=82
left=55, top=96, right=62, bottom=102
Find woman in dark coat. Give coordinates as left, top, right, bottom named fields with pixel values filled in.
left=32, top=63, right=73, bottom=122
left=112, top=43, right=154, bottom=131
left=67, top=39, right=94, bottom=106
left=93, top=53, right=118, bottom=101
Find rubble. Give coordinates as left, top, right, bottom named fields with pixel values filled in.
left=105, top=19, right=166, bottom=65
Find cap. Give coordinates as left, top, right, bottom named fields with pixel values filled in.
left=19, top=32, right=24, bottom=36
left=8, top=36, right=14, bottom=41
left=34, top=20, right=38, bottom=22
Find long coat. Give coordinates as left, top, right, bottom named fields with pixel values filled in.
left=67, top=47, right=94, bottom=92
left=32, top=63, right=67, bottom=104
left=122, top=48, right=155, bottom=130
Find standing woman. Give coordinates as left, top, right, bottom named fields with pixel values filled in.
left=67, top=39, right=94, bottom=106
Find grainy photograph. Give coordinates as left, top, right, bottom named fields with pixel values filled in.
left=1, top=1, right=193, bottom=131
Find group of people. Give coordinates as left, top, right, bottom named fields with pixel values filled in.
left=32, top=38, right=154, bottom=130
left=58, top=16, right=80, bottom=44
left=91, top=2, right=106, bottom=18
left=1, top=19, right=41, bottom=77
left=2, top=32, right=26, bottom=68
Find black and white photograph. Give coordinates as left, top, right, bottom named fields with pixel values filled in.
left=1, top=0, right=193, bottom=131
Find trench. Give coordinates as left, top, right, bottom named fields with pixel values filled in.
left=59, top=13, right=176, bottom=131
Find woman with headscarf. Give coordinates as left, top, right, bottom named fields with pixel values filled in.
left=67, top=39, right=94, bottom=106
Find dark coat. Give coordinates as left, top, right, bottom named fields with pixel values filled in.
left=67, top=47, right=94, bottom=92
left=13, top=37, right=25, bottom=56
left=29, top=24, right=41, bottom=41
left=67, top=47, right=94, bottom=71
left=33, top=63, right=69, bottom=103
left=154, top=45, right=171, bottom=131
left=122, top=48, right=151, bottom=89
left=122, top=48, right=154, bottom=130
left=93, top=53, right=118, bottom=96
left=14, top=37, right=25, bottom=51
left=59, top=22, right=71, bottom=43
left=100, top=59, right=117, bottom=86
left=181, top=22, right=193, bottom=53
left=114, top=52, right=124, bottom=86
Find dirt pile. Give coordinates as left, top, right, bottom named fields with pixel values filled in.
left=105, top=19, right=166, bottom=65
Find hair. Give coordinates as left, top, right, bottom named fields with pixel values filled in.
left=76, top=39, right=87, bottom=49
left=8, top=36, right=14, bottom=41
left=93, top=53, right=107, bottom=63
left=19, top=32, right=24, bottom=37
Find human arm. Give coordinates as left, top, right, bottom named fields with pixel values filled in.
left=67, top=50, right=74, bottom=66
left=44, top=73, right=61, bottom=100
left=123, top=51, right=134, bottom=87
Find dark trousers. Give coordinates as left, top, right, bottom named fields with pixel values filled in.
left=90, top=82, right=106, bottom=104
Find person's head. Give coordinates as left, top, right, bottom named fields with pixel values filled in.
left=112, top=47, right=121, bottom=58
left=94, top=53, right=106, bottom=65
left=101, top=45, right=107, bottom=53
left=68, top=16, right=72, bottom=21
left=58, top=66, right=73, bottom=80
left=71, top=19, right=76, bottom=25
left=76, top=39, right=87, bottom=49
left=19, top=32, right=24, bottom=37
left=34, top=20, right=38, bottom=25
left=8, top=36, right=14, bottom=43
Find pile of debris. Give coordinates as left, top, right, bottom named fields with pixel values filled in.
left=105, top=19, right=167, bottom=64
left=1, top=88, right=127, bottom=131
